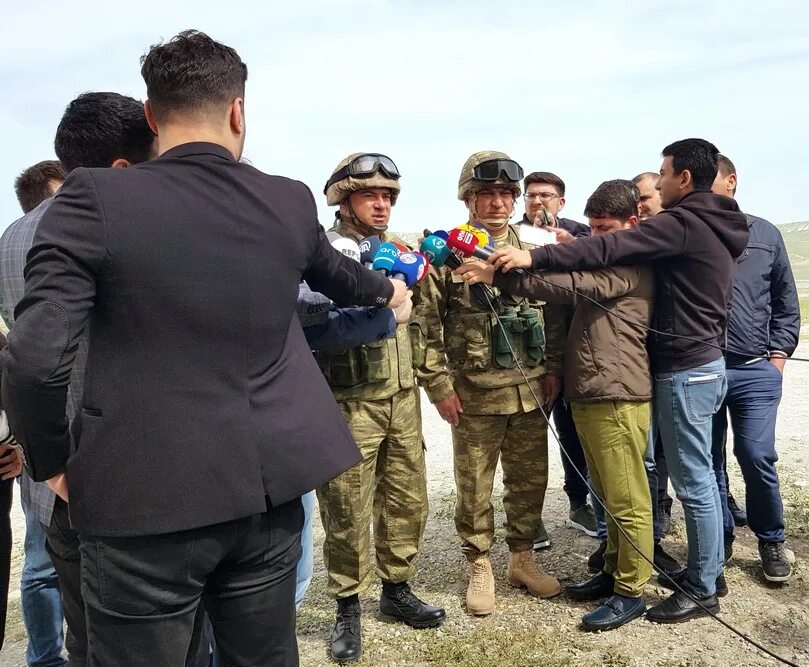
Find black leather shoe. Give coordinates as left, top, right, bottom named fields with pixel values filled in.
left=646, top=590, right=719, bottom=624
left=379, top=582, right=446, bottom=628
left=587, top=541, right=606, bottom=573
left=759, top=541, right=792, bottom=582
left=566, top=571, right=614, bottom=601
left=657, top=569, right=728, bottom=598
left=653, top=542, right=681, bottom=575
left=330, top=596, right=362, bottom=663
left=581, top=594, right=646, bottom=632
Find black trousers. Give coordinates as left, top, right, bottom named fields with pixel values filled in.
left=79, top=498, right=303, bottom=667
left=0, top=478, right=13, bottom=651
left=552, top=399, right=590, bottom=507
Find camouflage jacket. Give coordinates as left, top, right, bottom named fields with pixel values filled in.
left=414, top=223, right=566, bottom=415
left=314, top=219, right=420, bottom=402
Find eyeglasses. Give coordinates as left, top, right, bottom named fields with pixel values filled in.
left=324, top=153, right=400, bottom=193
left=472, top=159, right=524, bottom=182
left=523, top=192, right=560, bottom=202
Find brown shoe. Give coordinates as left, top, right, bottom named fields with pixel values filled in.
left=466, top=555, right=495, bottom=615
left=507, top=549, right=561, bottom=598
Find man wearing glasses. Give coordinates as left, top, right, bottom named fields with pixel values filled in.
left=518, top=172, right=599, bottom=546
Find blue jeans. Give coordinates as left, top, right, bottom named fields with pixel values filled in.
left=711, top=360, right=784, bottom=543
left=592, top=424, right=662, bottom=542
left=296, top=491, right=315, bottom=608
left=655, top=358, right=727, bottom=598
left=20, top=505, right=66, bottom=666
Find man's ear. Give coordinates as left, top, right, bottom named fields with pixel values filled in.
left=680, top=168, right=692, bottom=190
left=626, top=214, right=639, bottom=228
left=144, top=100, right=159, bottom=136
left=727, top=173, right=737, bottom=196
left=110, top=158, right=132, bottom=169
left=230, top=98, right=244, bottom=135
left=558, top=196, right=566, bottom=213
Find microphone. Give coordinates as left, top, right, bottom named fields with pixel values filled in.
left=390, top=252, right=430, bottom=287
left=329, top=234, right=361, bottom=263
left=391, top=242, right=410, bottom=254
left=359, top=236, right=382, bottom=268
left=446, top=229, right=524, bottom=274
left=371, top=242, right=402, bottom=274
left=420, top=234, right=461, bottom=270
left=456, top=224, right=491, bottom=248
left=433, top=230, right=449, bottom=241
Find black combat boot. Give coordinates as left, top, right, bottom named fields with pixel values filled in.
left=379, top=581, right=446, bottom=628
left=330, top=595, right=362, bottom=663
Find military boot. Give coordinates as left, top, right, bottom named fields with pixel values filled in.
left=507, top=549, right=561, bottom=598
left=466, top=554, right=495, bottom=615
left=379, top=581, right=446, bottom=628
left=330, top=595, right=362, bottom=663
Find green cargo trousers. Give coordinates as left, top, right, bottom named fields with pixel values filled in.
left=317, top=387, right=428, bottom=600
left=571, top=400, right=653, bottom=598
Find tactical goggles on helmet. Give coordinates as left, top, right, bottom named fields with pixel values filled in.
left=472, top=159, right=524, bottom=183
left=324, top=153, right=401, bottom=193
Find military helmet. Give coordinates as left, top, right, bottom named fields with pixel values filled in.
left=457, top=150, right=523, bottom=201
left=325, top=152, right=401, bottom=206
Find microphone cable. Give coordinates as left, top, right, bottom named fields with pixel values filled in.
left=472, top=280, right=801, bottom=667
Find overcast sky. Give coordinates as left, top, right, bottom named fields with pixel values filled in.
left=2, top=1, right=808, bottom=233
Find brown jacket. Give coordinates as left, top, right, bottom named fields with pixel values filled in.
left=494, top=265, right=654, bottom=403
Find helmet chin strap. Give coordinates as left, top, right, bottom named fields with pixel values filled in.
left=467, top=192, right=513, bottom=237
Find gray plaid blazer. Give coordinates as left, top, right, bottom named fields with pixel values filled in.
left=0, top=198, right=87, bottom=525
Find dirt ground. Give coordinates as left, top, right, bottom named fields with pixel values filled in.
left=2, top=355, right=809, bottom=666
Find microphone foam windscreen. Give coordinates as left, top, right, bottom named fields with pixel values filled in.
left=359, top=236, right=382, bottom=265
left=372, top=242, right=401, bottom=274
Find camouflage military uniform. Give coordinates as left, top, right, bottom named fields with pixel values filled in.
left=316, top=219, right=428, bottom=600
left=416, top=223, right=562, bottom=556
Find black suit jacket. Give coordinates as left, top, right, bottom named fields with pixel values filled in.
left=1, top=142, right=393, bottom=537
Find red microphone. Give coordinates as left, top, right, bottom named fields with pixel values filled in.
left=446, top=229, right=524, bottom=274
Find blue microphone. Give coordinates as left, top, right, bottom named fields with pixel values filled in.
left=359, top=236, right=382, bottom=268
left=391, top=252, right=429, bottom=287
left=371, top=242, right=401, bottom=275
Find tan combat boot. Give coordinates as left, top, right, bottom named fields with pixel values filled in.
left=507, top=549, right=561, bottom=598
left=466, top=554, right=496, bottom=615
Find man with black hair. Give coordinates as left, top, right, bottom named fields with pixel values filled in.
left=518, top=170, right=597, bottom=543
left=1, top=92, right=157, bottom=667
left=711, top=154, right=798, bottom=583
left=2, top=30, right=402, bottom=666
left=488, top=138, right=749, bottom=623
left=14, top=160, right=65, bottom=214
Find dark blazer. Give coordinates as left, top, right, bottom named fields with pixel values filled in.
left=2, top=142, right=393, bottom=537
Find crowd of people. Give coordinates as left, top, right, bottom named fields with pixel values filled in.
left=0, top=28, right=800, bottom=667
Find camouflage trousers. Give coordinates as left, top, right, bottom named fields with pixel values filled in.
left=452, top=409, right=549, bottom=556
left=317, top=386, right=428, bottom=600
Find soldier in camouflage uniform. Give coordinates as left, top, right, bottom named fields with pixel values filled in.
left=316, top=153, right=445, bottom=663
left=415, top=151, right=563, bottom=616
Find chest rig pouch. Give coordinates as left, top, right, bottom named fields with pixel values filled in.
left=316, top=339, right=392, bottom=388
left=491, top=302, right=545, bottom=369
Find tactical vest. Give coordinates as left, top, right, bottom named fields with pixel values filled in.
left=442, top=224, right=545, bottom=389
left=314, top=221, right=426, bottom=402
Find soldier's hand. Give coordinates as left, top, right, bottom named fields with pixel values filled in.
left=435, top=392, right=463, bottom=427
left=386, top=278, right=408, bottom=309
left=452, top=261, right=495, bottom=286
left=393, top=290, right=413, bottom=324
left=488, top=246, right=532, bottom=273
left=540, top=374, right=562, bottom=413
left=0, top=445, right=23, bottom=480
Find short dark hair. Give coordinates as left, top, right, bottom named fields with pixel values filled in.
left=14, top=160, right=65, bottom=213
left=584, top=179, right=639, bottom=221
left=524, top=171, right=565, bottom=197
left=54, top=92, right=154, bottom=173
left=631, top=171, right=658, bottom=185
left=661, top=138, right=719, bottom=191
left=141, top=30, right=248, bottom=123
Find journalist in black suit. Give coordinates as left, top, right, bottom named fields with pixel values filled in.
left=1, top=30, right=406, bottom=667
